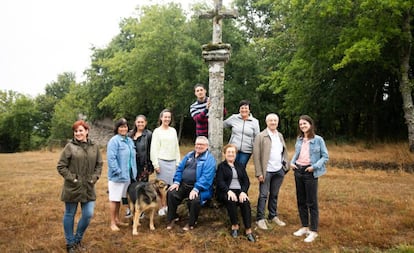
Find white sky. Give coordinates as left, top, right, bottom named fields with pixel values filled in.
left=0, top=0, right=232, bottom=97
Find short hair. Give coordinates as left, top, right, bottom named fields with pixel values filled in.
left=195, top=136, right=209, bottom=146
left=265, top=113, right=279, bottom=122
left=222, top=143, right=237, bottom=154
left=72, top=120, right=89, bottom=131
left=114, top=118, right=128, bottom=135
left=239, top=99, right=251, bottom=109
left=194, top=83, right=206, bottom=91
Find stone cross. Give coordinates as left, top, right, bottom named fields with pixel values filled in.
left=200, top=0, right=237, bottom=162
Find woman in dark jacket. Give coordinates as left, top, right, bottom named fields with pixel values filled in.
left=57, top=120, right=103, bottom=252
left=129, top=115, right=153, bottom=182
left=216, top=144, right=255, bottom=242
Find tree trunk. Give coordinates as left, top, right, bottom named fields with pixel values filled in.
left=399, top=11, right=414, bottom=152
left=177, top=114, right=184, bottom=144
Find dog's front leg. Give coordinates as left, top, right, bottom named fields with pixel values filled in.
left=149, top=209, right=155, bottom=230
left=132, top=209, right=141, bottom=235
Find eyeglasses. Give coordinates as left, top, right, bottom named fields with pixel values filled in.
left=195, top=143, right=207, bottom=146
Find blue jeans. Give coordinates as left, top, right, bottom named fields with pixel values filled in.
left=256, top=170, right=285, bottom=220
left=63, top=201, right=95, bottom=245
left=235, top=151, right=252, bottom=167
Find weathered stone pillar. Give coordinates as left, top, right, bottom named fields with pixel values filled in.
left=202, top=44, right=231, bottom=162
left=200, top=0, right=237, bottom=163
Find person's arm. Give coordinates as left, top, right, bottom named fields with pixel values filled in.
left=173, top=129, right=181, bottom=166
left=254, top=119, right=260, bottom=138
left=92, top=144, right=103, bottom=183
left=238, top=163, right=250, bottom=193
left=215, top=163, right=229, bottom=193
left=253, top=133, right=263, bottom=180
left=57, top=144, right=76, bottom=181
left=223, top=114, right=233, bottom=128
left=192, top=108, right=208, bottom=121
left=193, top=153, right=216, bottom=193
left=312, top=137, right=329, bottom=171
left=150, top=129, right=160, bottom=169
left=290, top=139, right=300, bottom=169
left=107, top=138, right=121, bottom=176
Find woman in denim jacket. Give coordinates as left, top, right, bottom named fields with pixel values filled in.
left=290, top=115, right=329, bottom=243
left=107, top=118, right=137, bottom=231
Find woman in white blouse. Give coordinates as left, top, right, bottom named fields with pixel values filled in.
left=150, top=109, right=181, bottom=216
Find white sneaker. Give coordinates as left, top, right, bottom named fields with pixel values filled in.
left=158, top=206, right=167, bottom=216
left=304, top=231, right=318, bottom=243
left=125, top=208, right=132, bottom=219
left=272, top=216, right=286, bottom=226
left=293, top=227, right=309, bottom=236
left=256, top=219, right=268, bottom=230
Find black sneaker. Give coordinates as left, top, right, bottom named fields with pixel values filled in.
left=75, top=241, right=87, bottom=251
left=66, top=244, right=76, bottom=253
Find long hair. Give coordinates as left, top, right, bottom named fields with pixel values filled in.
left=130, top=115, right=147, bottom=136
left=298, top=115, right=315, bottom=139
left=158, top=109, right=174, bottom=126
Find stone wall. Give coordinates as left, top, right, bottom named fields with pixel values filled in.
left=88, top=118, right=114, bottom=148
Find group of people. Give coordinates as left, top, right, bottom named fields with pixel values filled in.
left=56, top=83, right=329, bottom=252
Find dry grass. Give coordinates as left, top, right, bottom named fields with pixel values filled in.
left=0, top=142, right=413, bottom=253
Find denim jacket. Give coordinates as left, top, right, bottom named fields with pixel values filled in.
left=107, top=134, right=137, bottom=182
left=290, top=135, right=329, bottom=178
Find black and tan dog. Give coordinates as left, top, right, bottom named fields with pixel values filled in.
left=127, top=179, right=167, bottom=235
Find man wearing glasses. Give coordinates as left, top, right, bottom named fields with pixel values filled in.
left=165, top=136, right=216, bottom=231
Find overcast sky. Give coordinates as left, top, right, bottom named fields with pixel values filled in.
left=0, top=0, right=232, bottom=97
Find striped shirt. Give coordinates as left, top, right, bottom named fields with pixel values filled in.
left=190, top=98, right=209, bottom=137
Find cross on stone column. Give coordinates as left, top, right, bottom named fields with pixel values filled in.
left=200, top=0, right=237, bottom=163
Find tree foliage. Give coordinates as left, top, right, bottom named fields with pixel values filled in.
left=2, top=1, right=413, bottom=152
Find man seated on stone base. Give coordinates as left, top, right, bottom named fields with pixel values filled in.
left=166, top=136, right=216, bottom=231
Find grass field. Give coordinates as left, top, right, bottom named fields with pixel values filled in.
left=0, top=142, right=413, bottom=253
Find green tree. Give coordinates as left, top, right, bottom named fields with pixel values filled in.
left=0, top=91, right=40, bottom=152
left=254, top=0, right=411, bottom=143
left=50, top=84, right=87, bottom=142
left=34, top=72, right=74, bottom=143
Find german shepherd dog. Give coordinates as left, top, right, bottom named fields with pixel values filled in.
left=127, top=179, right=167, bottom=235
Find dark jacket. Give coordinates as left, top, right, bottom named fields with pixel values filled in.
left=57, top=139, right=103, bottom=202
left=216, top=160, right=250, bottom=202
left=129, top=129, right=153, bottom=171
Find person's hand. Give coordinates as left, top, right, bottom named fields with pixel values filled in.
left=239, top=192, right=249, bottom=203
left=189, top=189, right=198, bottom=200
left=168, top=183, right=179, bottom=191
left=206, top=98, right=211, bottom=109
left=290, top=164, right=297, bottom=170
left=305, top=166, right=314, bottom=172
left=227, top=190, right=237, bottom=201
left=155, top=167, right=160, bottom=174
left=257, top=175, right=264, bottom=183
